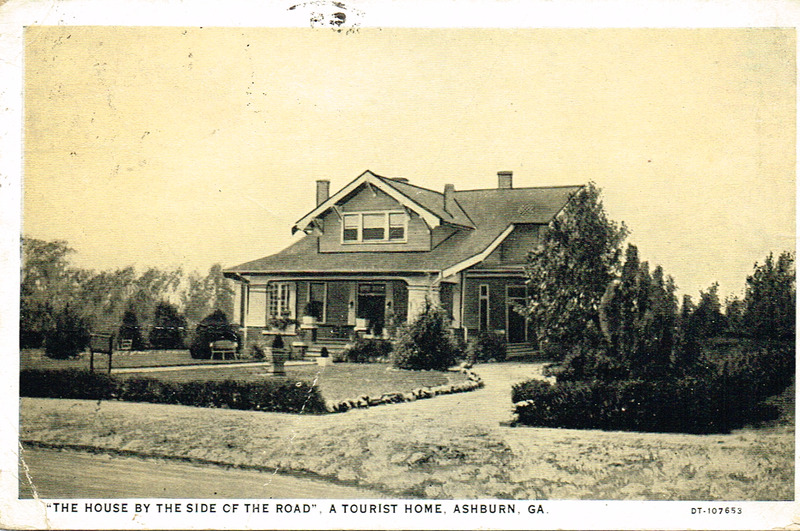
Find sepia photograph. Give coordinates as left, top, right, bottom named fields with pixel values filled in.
left=2, top=2, right=798, bottom=529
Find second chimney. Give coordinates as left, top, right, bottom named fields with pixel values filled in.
left=444, top=184, right=456, bottom=214
left=497, top=171, right=513, bottom=189
left=316, top=180, right=330, bottom=206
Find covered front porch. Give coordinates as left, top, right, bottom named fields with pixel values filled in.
left=230, top=274, right=460, bottom=355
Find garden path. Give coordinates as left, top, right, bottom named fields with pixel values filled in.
left=333, top=362, right=551, bottom=427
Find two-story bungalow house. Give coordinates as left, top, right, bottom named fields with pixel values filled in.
left=223, top=170, right=582, bottom=357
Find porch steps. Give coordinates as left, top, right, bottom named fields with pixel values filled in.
left=301, top=339, right=353, bottom=358
left=505, top=342, right=539, bottom=360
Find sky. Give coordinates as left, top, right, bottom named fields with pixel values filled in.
left=23, top=27, right=795, bottom=300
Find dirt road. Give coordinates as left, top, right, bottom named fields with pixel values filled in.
left=19, top=446, right=381, bottom=499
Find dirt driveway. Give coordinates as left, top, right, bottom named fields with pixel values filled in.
left=20, top=362, right=793, bottom=500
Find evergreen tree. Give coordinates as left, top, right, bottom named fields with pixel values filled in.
left=637, top=264, right=677, bottom=378
left=392, top=299, right=458, bottom=370
left=117, top=304, right=144, bottom=350
left=675, top=294, right=700, bottom=368
left=605, top=244, right=642, bottom=365
left=43, top=304, right=90, bottom=359
left=688, top=283, right=726, bottom=338
left=724, top=295, right=746, bottom=337
left=743, top=251, right=795, bottom=340
left=149, top=301, right=187, bottom=349
left=524, top=182, right=627, bottom=353
left=603, top=246, right=677, bottom=379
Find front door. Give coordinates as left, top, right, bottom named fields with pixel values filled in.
left=357, top=283, right=386, bottom=336
left=506, top=285, right=528, bottom=343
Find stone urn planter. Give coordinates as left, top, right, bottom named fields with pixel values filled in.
left=266, top=347, right=288, bottom=375
left=265, top=335, right=288, bottom=375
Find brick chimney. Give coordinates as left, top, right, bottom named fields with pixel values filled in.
left=316, top=180, right=330, bottom=206
left=443, top=184, right=456, bottom=214
left=498, top=171, right=513, bottom=189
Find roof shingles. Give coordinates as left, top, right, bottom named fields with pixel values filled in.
left=225, top=176, right=581, bottom=275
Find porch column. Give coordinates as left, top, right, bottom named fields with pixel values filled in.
left=451, top=280, right=462, bottom=329
left=406, top=284, right=440, bottom=322
left=232, top=282, right=242, bottom=325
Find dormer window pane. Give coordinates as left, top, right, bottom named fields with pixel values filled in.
left=389, top=213, right=405, bottom=240
left=343, top=214, right=359, bottom=241
left=362, top=213, right=385, bottom=240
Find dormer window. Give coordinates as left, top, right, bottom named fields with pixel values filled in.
left=342, top=212, right=407, bottom=243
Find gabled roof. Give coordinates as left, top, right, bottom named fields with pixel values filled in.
left=292, top=170, right=474, bottom=234
left=226, top=175, right=582, bottom=277
left=376, top=175, right=474, bottom=229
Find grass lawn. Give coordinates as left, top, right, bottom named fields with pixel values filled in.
left=21, top=350, right=469, bottom=404
left=116, top=363, right=467, bottom=403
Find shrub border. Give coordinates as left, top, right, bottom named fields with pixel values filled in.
left=325, top=366, right=483, bottom=413
left=20, top=366, right=484, bottom=415
left=20, top=368, right=327, bottom=414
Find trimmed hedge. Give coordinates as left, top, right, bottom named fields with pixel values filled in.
left=513, top=374, right=784, bottom=434
left=514, top=338, right=794, bottom=434
left=20, top=369, right=327, bottom=414
left=20, top=369, right=116, bottom=400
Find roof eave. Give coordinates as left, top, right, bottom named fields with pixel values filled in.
left=223, top=269, right=443, bottom=276
left=441, top=224, right=516, bottom=279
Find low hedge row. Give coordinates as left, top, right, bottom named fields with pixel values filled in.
left=512, top=376, right=782, bottom=434
left=20, top=369, right=327, bottom=414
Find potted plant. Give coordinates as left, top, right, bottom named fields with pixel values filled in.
left=301, top=301, right=323, bottom=326
left=268, top=311, right=297, bottom=334
left=317, top=346, right=332, bottom=366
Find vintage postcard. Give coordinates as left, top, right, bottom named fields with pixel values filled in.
left=1, top=1, right=798, bottom=529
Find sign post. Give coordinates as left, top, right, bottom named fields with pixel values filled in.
left=88, top=333, right=114, bottom=374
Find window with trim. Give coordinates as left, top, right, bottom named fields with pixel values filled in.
left=267, top=282, right=294, bottom=319
left=479, top=284, right=490, bottom=331
left=341, top=212, right=407, bottom=243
